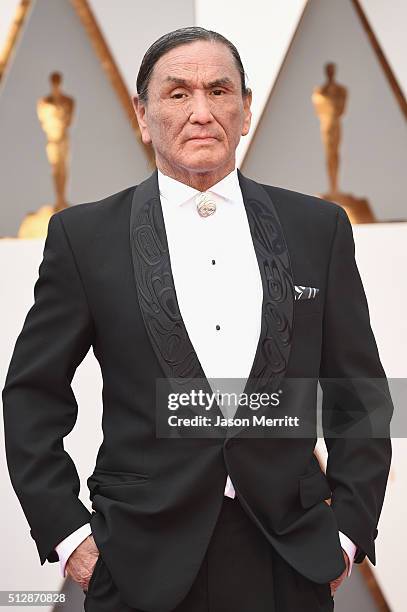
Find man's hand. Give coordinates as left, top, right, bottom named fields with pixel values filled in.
left=329, top=550, right=350, bottom=596
left=65, top=534, right=100, bottom=591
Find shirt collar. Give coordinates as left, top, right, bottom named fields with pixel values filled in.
left=157, top=167, right=241, bottom=207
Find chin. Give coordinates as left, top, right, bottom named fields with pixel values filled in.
left=179, top=155, right=225, bottom=173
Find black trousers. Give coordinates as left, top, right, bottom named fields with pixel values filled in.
left=84, top=495, right=334, bottom=611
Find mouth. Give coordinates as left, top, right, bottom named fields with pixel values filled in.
left=187, top=137, right=217, bottom=143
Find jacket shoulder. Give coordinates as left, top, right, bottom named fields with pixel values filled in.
left=260, top=183, right=343, bottom=223
left=53, top=184, right=136, bottom=228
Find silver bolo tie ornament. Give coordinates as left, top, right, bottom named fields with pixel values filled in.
left=196, top=192, right=216, bottom=217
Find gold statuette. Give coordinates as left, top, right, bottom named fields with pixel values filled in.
left=18, top=72, right=75, bottom=238
left=312, top=63, right=374, bottom=224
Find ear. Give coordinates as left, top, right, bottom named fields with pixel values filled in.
left=241, top=88, right=252, bottom=137
left=132, top=95, right=152, bottom=145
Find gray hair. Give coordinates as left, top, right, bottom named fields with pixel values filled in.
left=136, top=26, right=250, bottom=104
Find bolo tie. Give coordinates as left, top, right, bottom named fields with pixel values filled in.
left=195, top=192, right=217, bottom=217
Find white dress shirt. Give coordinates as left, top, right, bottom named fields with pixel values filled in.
left=55, top=168, right=356, bottom=577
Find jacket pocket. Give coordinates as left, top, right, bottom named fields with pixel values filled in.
left=299, top=469, right=332, bottom=509
left=294, top=297, right=322, bottom=317
left=87, top=469, right=149, bottom=497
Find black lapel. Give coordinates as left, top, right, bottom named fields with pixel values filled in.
left=129, top=170, right=226, bottom=436
left=129, top=169, right=294, bottom=438
left=129, top=169, right=204, bottom=380
left=229, top=170, right=294, bottom=436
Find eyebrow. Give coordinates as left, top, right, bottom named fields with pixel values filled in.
left=163, top=76, right=235, bottom=89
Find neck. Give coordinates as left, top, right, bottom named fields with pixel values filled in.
left=156, top=159, right=236, bottom=192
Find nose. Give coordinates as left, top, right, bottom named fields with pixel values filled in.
left=187, top=91, right=213, bottom=124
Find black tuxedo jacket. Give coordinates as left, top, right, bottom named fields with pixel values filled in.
left=2, top=169, right=392, bottom=612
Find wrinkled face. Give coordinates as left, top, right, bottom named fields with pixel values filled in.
left=133, top=40, right=252, bottom=175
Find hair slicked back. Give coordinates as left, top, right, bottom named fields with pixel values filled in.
left=136, top=26, right=250, bottom=104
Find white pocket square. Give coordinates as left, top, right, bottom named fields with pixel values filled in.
left=294, top=285, right=320, bottom=300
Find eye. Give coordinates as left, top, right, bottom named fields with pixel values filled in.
left=211, top=89, right=225, bottom=96
left=171, top=92, right=187, bottom=100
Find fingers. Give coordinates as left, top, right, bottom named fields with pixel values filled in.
left=330, top=550, right=350, bottom=595
left=82, top=563, right=97, bottom=592
left=68, top=555, right=99, bottom=591
left=330, top=570, right=346, bottom=595
left=65, top=539, right=100, bottom=592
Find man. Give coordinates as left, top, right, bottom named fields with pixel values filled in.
left=2, top=27, right=392, bottom=612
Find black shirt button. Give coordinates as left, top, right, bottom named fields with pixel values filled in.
left=216, top=324, right=220, bottom=330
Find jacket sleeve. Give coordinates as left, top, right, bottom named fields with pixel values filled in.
left=2, top=211, right=94, bottom=565
left=319, top=206, right=393, bottom=566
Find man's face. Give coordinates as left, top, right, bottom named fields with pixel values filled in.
left=133, top=40, right=252, bottom=177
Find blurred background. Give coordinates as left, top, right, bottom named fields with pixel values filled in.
left=0, top=1, right=406, bottom=610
